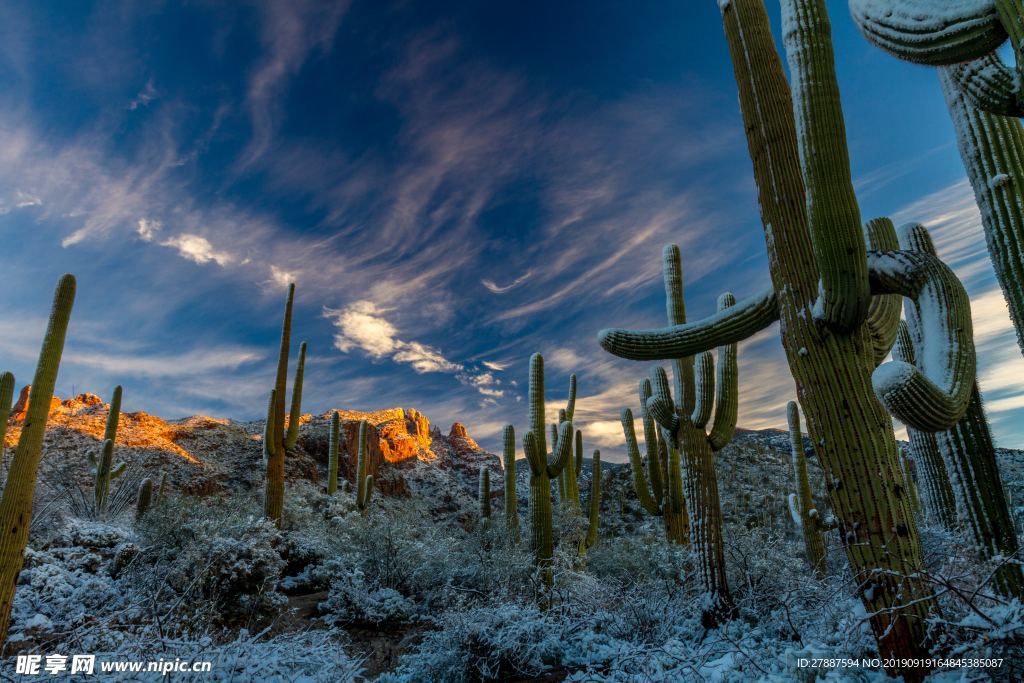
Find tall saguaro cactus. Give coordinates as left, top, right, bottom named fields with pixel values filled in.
left=850, top=1, right=1024, bottom=358
left=599, top=1, right=980, bottom=673
left=898, top=222, right=1023, bottom=598
left=502, top=424, right=519, bottom=540
left=786, top=402, right=831, bottom=579
left=0, top=274, right=75, bottom=646
left=354, top=420, right=374, bottom=516
left=89, top=386, right=126, bottom=514
left=327, top=411, right=340, bottom=495
left=522, top=353, right=573, bottom=589
left=285, top=342, right=306, bottom=449
left=263, top=283, right=307, bottom=528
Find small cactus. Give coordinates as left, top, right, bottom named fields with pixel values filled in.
left=787, top=402, right=831, bottom=579
left=135, top=478, right=154, bottom=521
left=502, top=424, right=519, bottom=541
left=0, top=274, right=76, bottom=645
left=354, top=420, right=373, bottom=516
left=327, top=411, right=340, bottom=495
left=88, top=439, right=126, bottom=514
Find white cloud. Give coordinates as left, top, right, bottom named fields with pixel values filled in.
left=137, top=217, right=161, bottom=241
left=128, top=80, right=157, bottom=110
left=160, top=234, right=233, bottom=267
left=482, top=360, right=509, bottom=371
left=482, top=269, right=532, bottom=294
left=269, top=265, right=297, bottom=288
left=14, top=190, right=41, bottom=208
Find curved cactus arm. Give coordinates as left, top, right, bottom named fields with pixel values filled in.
left=646, top=397, right=679, bottom=436
left=782, top=0, right=870, bottom=332
left=565, top=374, right=577, bottom=422
left=580, top=451, right=601, bottom=554
left=285, top=341, right=306, bottom=449
left=262, top=389, right=277, bottom=465
left=691, top=351, right=714, bottom=429
left=110, top=462, right=126, bottom=480
left=707, top=293, right=739, bottom=451
left=503, top=424, right=519, bottom=539
left=598, top=287, right=778, bottom=361
left=104, top=385, right=122, bottom=445
left=546, top=421, right=573, bottom=479
left=848, top=0, right=1005, bottom=67
left=528, top=353, right=547, bottom=457
left=523, top=432, right=545, bottom=477
left=867, top=246, right=976, bottom=432
left=946, top=52, right=1024, bottom=117
left=0, top=372, right=12, bottom=451
left=788, top=493, right=803, bottom=528
left=621, top=408, right=660, bottom=516
left=327, top=411, right=340, bottom=495
left=863, top=218, right=903, bottom=366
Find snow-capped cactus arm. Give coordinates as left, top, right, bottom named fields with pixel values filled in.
left=848, top=0, right=1006, bottom=66
left=863, top=218, right=903, bottom=366
left=0, top=372, right=12, bottom=449
left=867, top=245, right=975, bottom=432
left=598, top=287, right=778, bottom=361
left=690, top=351, right=714, bottom=429
left=945, top=52, right=1024, bottom=117
left=707, top=293, right=739, bottom=451
left=783, top=0, right=870, bottom=332
left=546, top=421, right=573, bottom=479
left=621, top=409, right=660, bottom=516
left=788, top=493, right=803, bottom=528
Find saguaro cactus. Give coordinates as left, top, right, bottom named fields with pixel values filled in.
left=786, top=402, right=832, bottom=579
left=620, top=379, right=688, bottom=544
left=88, top=439, right=126, bottom=514
left=479, top=467, right=491, bottom=527
left=502, top=424, right=519, bottom=540
left=578, top=451, right=601, bottom=556
left=135, top=478, right=154, bottom=521
left=354, top=420, right=374, bottom=517
left=522, top=353, right=573, bottom=589
left=850, top=1, right=1024, bottom=357
left=285, top=342, right=306, bottom=449
left=0, top=274, right=75, bottom=646
left=893, top=323, right=959, bottom=529
left=555, top=376, right=581, bottom=511
left=263, top=283, right=308, bottom=527
left=327, top=411, right=340, bottom=495
left=0, top=372, right=14, bottom=452
left=898, top=223, right=1023, bottom=598
left=599, top=2, right=980, bottom=672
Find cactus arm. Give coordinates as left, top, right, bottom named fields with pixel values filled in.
left=863, top=218, right=903, bottom=366
left=580, top=451, right=601, bottom=555
left=503, top=424, right=519, bottom=539
left=662, top=245, right=696, bottom=414
left=598, top=287, right=778, bottom=361
left=621, top=408, right=660, bottom=516
left=479, top=467, right=491, bottom=522
left=528, top=353, right=547, bottom=458
left=707, top=293, right=739, bottom=451
left=867, top=247, right=975, bottom=432
left=104, top=385, right=122, bottom=445
left=783, top=0, right=870, bottom=332
left=848, top=0, right=1005, bottom=66
left=110, top=462, right=126, bottom=479
left=262, top=389, right=276, bottom=465
left=646, top=396, right=680, bottom=436
left=0, top=274, right=74, bottom=644
left=946, top=51, right=1024, bottom=117
left=546, top=421, right=573, bottom=479
left=523, top=431, right=545, bottom=477
left=690, top=351, right=714, bottom=429
left=327, top=411, right=340, bottom=495
left=135, top=478, right=153, bottom=521
left=285, top=341, right=306, bottom=449
left=565, top=374, right=576, bottom=422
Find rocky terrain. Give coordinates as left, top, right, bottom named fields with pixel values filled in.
left=3, top=391, right=1023, bottom=681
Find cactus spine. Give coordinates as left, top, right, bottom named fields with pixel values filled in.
left=599, top=1, right=981, bottom=670
left=135, top=478, right=153, bottom=521
left=479, top=467, right=491, bottom=527
left=285, top=341, right=306, bottom=449
left=898, top=223, right=1023, bottom=598
left=327, top=411, right=340, bottom=495
left=89, top=386, right=126, bottom=514
left=502, top=424, right=518, bottom=540
left=578, top=451, right=601, bottom=556
left=522, top=353, right=573, bottom=590
left=264, top=283, right=307, bottom=527
left=786, top=402, right=829, bottom=579
left=354, top=420, right=373, bottom=516
left=0, top=274, right=75, bottom=646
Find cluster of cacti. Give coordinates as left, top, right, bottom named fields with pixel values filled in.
left=894, top=223, right=1023, bottom=598
left=0, top=274, right=75, bottom=645
left=850, top=1, right=1024, bottom=359
left=326, top=411, right=341, bottom=495
left=786, top=402, right=834, bottom=579
left=88, top=385, right=127, bottom=515
left=353, top=420, right=373, bottom=516
left=614, top=243, right=739, bottom=624
left=262, top=283, right=307, bottom=528
left=599, top=1, right=985, bottom=671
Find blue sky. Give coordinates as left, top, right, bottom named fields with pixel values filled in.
left=1, top=1, right=1022, bottom=459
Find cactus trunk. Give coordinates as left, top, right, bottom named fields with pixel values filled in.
left=264, top=283, right=293, bottom=527
left=0, top=274, right=75, bottom=646
left=327, top=411, right=340, bottom=495
left=285, top=341, right=306, bottom=449
left=502, top=424, right=519, bottom=541
left=579, top=451, right=601, bottom=555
